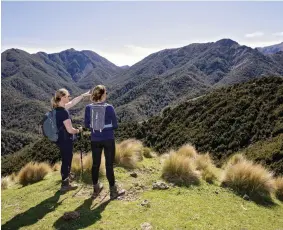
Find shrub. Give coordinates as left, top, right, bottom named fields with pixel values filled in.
left=176, top=144, right=198, bottom=159
left=274, top=177, right=283, bottom=201
left=9, top=172, right=17, bottom=182
left=195, top=153, right=218, bottom=183
left=118, top=139, right=144, bottom=161
left=18, top=162, right=52, bottom=186
left=142, top=147, right=155, bottom=158
left=115, top=139, right=143, bottom=168
left=52, top=162, right=61, bottom=172
left=1, top=177, right=9, bottom=190
left=162, top=152, right=201, bottom=186
left=222, top=159, right=275, bottom=199
left=224, top=154, right=246, bottom=168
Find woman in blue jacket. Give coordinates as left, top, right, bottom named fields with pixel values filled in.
left=84, top=85, right=125, bottom=199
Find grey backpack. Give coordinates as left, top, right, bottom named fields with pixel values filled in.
left=40, top=110, right=59, bottom=142
left=90, top=103, right=112, bottom=132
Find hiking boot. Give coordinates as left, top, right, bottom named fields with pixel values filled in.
left=60, top=184, right=78, bottom=192
left=91, top=182, right=104, bottom=199
left=69, top=173, right=76, bottom=182
left=60, top=178, right=78, bottom=192
left=110, top=185, right=126, bottom=200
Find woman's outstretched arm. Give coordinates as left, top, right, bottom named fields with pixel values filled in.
left=65, top=90, right=90, bottom=110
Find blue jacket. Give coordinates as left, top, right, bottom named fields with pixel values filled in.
left=84, top=102, right=118, bottom=141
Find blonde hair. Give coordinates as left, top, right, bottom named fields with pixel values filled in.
left=51, top=88, right=69, bottom=108
left=91, top=85, right=106, bottom=102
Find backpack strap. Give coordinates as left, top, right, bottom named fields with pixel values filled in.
left=51, top=110, right=65, bottom=134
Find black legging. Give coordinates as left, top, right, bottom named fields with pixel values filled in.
left=91, top=139, right=115, bottom=187
left=57, top=140, right=73, bottom=181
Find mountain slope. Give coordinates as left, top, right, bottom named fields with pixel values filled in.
left=109, top=39, right=283, bottom=122
left=116, top=77, right=283, bottom=172
left=38, top=49, right=122, bottom=89
left=257, top=42, right=283, bottom=55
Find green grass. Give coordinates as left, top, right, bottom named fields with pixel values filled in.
left=2, top=158, right=283, bottom=230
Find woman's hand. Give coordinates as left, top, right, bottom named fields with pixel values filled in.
left=81, top=90, right=91, bottom=98
left=65, top=90, right=91, bottom=110
left=78, top=126, right=83, bottom=133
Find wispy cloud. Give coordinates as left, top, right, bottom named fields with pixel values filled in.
left=272, top=32, right=283, bottom=37
left=245, top=32, right=264, bottom=38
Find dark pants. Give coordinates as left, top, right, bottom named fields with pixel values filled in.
left=91, top=139, right=115, bottom=187
left=57, top=140, right=73, bottom=182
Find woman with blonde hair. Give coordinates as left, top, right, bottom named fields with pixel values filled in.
left=84, top=85, right=125, bottom=199
left=51, top=88, right=90, bottom=192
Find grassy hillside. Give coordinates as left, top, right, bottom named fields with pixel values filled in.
left=2, top=157, right=283, bottom=230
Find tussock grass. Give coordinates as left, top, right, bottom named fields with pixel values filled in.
left=162, top=144, right=219, bottom=185
left=195, top=153, right=218, bottom=183
left=142, top=147, right=156, bottom=158
left=18, top=162, right=51, bottom=186
left=162, top=152, right=201, bottom=186
left=223, top=154, right=246, bottom=168
left=1, top=177, right=9, bottom=190
left=176, top=144, right=198, bottom=159
left=115, top=139, right=144, bottom=168
left=274, top=177, right=283, bottom=201
left=52, top=162, right=61, bottom=172
left=222, top=159, right=275, bottom=199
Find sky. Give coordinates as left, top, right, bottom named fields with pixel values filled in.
left=1, top=1, right=283, bottom=66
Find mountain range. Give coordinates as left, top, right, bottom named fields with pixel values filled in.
left=1, top=38, right=283, bottom=155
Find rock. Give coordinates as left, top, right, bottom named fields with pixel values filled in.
left=130, top=172, right=138, bottom=178
left=243, top=194, right=250, bottom=201
left=152, top=181, right=169, bottom=190
left=141, top=199, right=150, bottom=207
left=141, top=222, right=152, bottom=230
left=169, top=183, right=175, bottom=187
left=63, top=211, right=80, bottom=220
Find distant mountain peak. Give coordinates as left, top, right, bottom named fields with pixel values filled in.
left=215, top=39, right=239, bottom=47
left=62, top=48, right=77, bottom=53
left=120, top=65, right=130, bottom=70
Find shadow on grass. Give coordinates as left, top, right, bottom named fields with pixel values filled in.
left=2, top=191, right=64, bottom=230
left=221, top=184, right=278, bottom=207
left=53, top=194, right=111, bottom=230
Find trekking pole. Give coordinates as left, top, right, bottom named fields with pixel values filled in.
left=81, top=133, right=84, bottom=181
left=79, top=129, right=84, bottom=182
